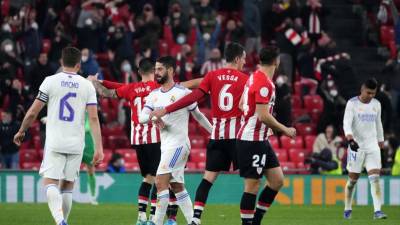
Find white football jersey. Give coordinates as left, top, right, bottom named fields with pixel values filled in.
left=343, top=97, right=384, bottom=151
left=144, top=84, right=197, bottom=151
left=37, top=72, right=97, bottom=154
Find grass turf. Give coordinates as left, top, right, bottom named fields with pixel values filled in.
left=0, top=204, right=398, bottom=225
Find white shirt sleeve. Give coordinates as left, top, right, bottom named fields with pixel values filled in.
left=191, top=107, right=212, bottom=134
left=138, top=106, right=152, bottom=124
left=343, top=100, right=354, bottom=137
left=144, top=91, right=155, bottom=110
left=376, top=101, right=384, bottom=142
left=87, top=82, right=97, bottom=105
left=37, top=77, right=50, bottom=103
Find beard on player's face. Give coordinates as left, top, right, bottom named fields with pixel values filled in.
left=155, top=71, right=169, bottom=84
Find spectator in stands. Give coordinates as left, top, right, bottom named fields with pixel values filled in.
left=274, top=75, right=292, bottom=127
left=200, top=48, right=224, bottom=75
left=195, top=16, right=222, bottom=66
left=2, top=79, right=30, bottom=121
left=313, top=124, right=342, bottom=157
left=120, top=60, right=138, bottom=83
left=375, top=83, right=393, bottom=132
left=0, top=111, right=20, bottom=169
left=107, top=24, right=135, bottom=67
left=300, top=0, right=328, bottom=45
left=194, top=0, right=217, bottom=34
left=0, top=22, right=23, bottom=80
left=135, top=3, right=162, bottom=60
left=243, top=0, right=262, bottom=54
left=48, top=23, right=72, bottom=67
left=220, top=19, right=245, bottom=50
left=168, top=1, right=190, bottom=40
left=306, top=148, right=341, bottom=175
left=176, top=44, right=195, bottom=81
left=22, top=8, right=41, bottom=62
left=80, top=48, right=103, bottom=79
left=28, top=53, right=55, bottom=92
left=106, top=153, right=126, bottom=173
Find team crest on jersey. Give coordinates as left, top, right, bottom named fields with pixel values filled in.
left=257, top=167, right=263, bottom=175
left=260, top=87, right=269, bottom=97
left=170, top=95, right=176, bottom=102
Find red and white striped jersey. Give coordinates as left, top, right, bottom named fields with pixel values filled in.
left=238, top=70, right=276, bottom=141
left=116, top=81, right=161, bottom=145
left=199, top=68, right=248, bottom=140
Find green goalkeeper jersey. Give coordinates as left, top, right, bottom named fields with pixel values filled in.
left=82, top=113, right=95, bottom=165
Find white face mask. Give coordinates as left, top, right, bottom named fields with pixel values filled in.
left=85, top=18, right=93, bottom=26
left=2, top=23, right=11, bottom=32
left=31, top=22, right=38, bottom=30
left=81, top=55, right=88, bottom=62
left=276, top=76, right=285, bottom=86
left=122, top=63, right=132, bottom=72
left=203, top=33, right=211, bottom=41
left=4, top=44, right=13, bottom=52
left=176, top=35, right=186, bottom=44
left=327, top=80, right=334, bottom=87
left=330, top=89, right=338, bottom=97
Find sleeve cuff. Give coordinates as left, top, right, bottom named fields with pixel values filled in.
left=87, top=103, right=97, bottom=106
left=144, top=105, right=154, bottom=110
left=188, top=105, right=198, bottom=111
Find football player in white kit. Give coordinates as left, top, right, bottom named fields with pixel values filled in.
left=139, top=56, right=212, bottom=225
left=343, top=78, right=387, bottom=220
left=13, top=47, right=104, bottom=225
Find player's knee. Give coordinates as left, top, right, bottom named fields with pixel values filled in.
left=155, top=178, right=168, bottom=192
left=269, top=177, right=284, bottom=191
left=170, top=183, right=184, bottom=193
left=203, top=171, right=219, bottom=183
left=143, top=175, right=155, bottom=184
left=244, top=179, right=260, bottom=194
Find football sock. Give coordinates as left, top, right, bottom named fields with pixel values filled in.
left=240, top=192, right=256, bottom=225
left=153, top=189, right=169, bottom=225
left=175, top=189, right=193, bottom=224
left=167, top=190, right=178, bottom=220
left=46, top=184, right=64, bottom=224
left=253, top=186, right=278, bottom=225
left=61, top=190, right=73, bottom=221
left=88, top=174, right=96, bottom=198
left=192, top=179, right=213, bottom=224
left=138, top=182, right=152, bottom=221
left=369, top=175, right=382, bottom=212
left=149, top=185, right=157, bottom=220
left=344, top=179, right=357, bottom=211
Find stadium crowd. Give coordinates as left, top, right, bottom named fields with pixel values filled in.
left=0, top=0, right=399, bottom=175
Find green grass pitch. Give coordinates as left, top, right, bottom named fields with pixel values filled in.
left=0, top=204, right=398, bottom=225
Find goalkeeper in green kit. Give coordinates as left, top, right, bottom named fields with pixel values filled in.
left=82, top=113, right=98, bottom=205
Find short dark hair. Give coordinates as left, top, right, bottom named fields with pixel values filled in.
left=259, top=46, right=280, bottom=65
left=156, top=56, right=176, bottom=72
left=62, top=47, right=81, bottom=67
left=363, top=78, right=378, bottom=90
left=224, top=42, right=245, bottom=63
left=138, top=58, right=154, bottom=75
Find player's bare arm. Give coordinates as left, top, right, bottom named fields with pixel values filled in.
left=181, top=78, right=203, bottom=89
left=14, top=99, right=46, bottom=146
left=255, top=104, right=296, bottom=138
left=91, top=80, right=118, bottom=98
left=87, top=104, right=104, bottom=165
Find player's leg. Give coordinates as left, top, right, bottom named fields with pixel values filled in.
left=241, top=178, right=259, bottom=225
left=252, top=167, right=284, bottom=225
left=86, top=165, right=97, bottom=205
left=166, top=190, right=179, bottom=223
left=153, top=173, right=172, bottom=225
left=43, top=178, right=66, bottom=225
left=253, top=142, right=283, bottom=225
left=192, top=140, right=228, bottom=224
left=82, top=131, right=96, bottom=204
left=60, top=180, right=74, bottom=222
left=344, top=149, right=364, bottom=219
left=136, top=144, right=157, bottom=223
left=171, top=182, right=193, bottom=224
left=365, top=150, right=387, bottom=219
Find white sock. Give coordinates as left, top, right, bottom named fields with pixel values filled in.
left=62, top=190, right=73, bottom=221
left=46, top=184, right=64, bottom=224
left=175, top=189, right=193, bottom=224
left=369, top=174, right=382, bottom=212
left=153, top=190, right=169, bottom=225
left=344, top=179, right=357, bottom=211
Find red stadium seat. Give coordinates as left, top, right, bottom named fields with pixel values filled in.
left=158, top=39, right=169, bottom=56
left=185, top=162, right=197, bottom=171
left=33, top=136, right=42, bottom=150
left=292, top=108, right=309, bottom=121
left=303, top=95, right=324, bottom=113
left=296, top=162, right=311, bottom=174
left=280, top=162, right=296, bottom=174
left=20, top=149, right=38, bottom=165
left=275, top=148, right=288, bottom=162
left=294, top=81, right=302, bottom=96
left=190, top=150, right=206, bottom=163
left=125, top=162, right=140, bottom=171
left=295, top=123, right=316, bottom=136
left=268, top=136, right=280, bottom=149
left=197, top=161, right=206, bottom=169
left=304, top=135, right=316, bottom=149
left=116, top=148, right=137, bottom=163
left=190, top=135, right=206, bottom=148
left=289, top=148, right=306, bottom=163
left=291, top=95, right=302, bottom=109
left=188, top=122, right=198, bottom=134
left=280, top=136, right=304, bottom=149
left=21, top=162, right=41, bottom=170
left=108, top=135, right=130, bottom=149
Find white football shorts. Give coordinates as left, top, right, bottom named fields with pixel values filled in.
left=39, top=150, right=83, bottom=181
left=157, top=144, right=190, bottom=183
left=346, top=148, right=382, bottom=173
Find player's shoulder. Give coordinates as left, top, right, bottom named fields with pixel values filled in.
left=371, top=98, right=381, bottom=106
left=174, top=83, right=186, bottom=90
left=347, top=96, right=359, bottom=104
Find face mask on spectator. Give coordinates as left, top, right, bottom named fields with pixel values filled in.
left=122, top=63, right=132, bottom=72
left=31, top=22, right=38, bottom=30
left=203, top=33, right=211, bottom=42
left=173, top=12, right=181, bottom=19
left=276, top=76, right=285, bottom=86
left=85, top=18, right=93, bottom=26
left=327, top=80, right=334, bottom=87
left=4, top=44, right=13, bottom=52
left=330, top=89, right=338, bottom=97
left=2, top=23, right=11, bottom=32
left=176, top=34, right=186, bottom=44
left=81, top=55, right=89, bottom=62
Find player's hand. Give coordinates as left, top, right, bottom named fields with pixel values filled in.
left=92, top=149, right=104, bottom=166
left=87, top=73, right=99, bottom=82
left=284, top=127, right=296, bottom=139
left=348, top=139, right=359, bottom=152
left=150, top=108, right=167, bottom=119
left=154, top=118, right=166, bottom=130
left=13, top=131, right=25, bottom=146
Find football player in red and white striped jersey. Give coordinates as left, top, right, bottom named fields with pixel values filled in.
left=90, top=58, right=202, bottom=224
left=150, top=42, right=248, bottom=225
left=237, top=46, right=296, bottom=225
